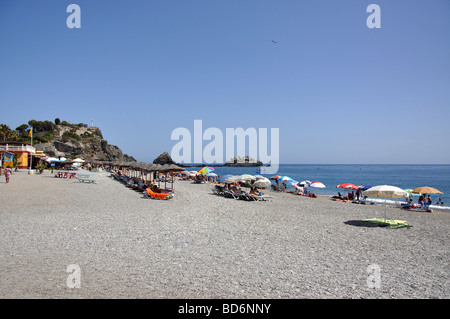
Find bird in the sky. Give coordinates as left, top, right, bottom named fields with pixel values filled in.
left=271, top=40, right=278, bottom=44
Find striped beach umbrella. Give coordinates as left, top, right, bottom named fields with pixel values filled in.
left=218, top=175, right=239, bottom=183
left=277, top=176, right=293, bottom=182
left=197, top=167, right=214, bottom=175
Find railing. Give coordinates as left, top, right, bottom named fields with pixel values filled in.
left=0, top=144, right=36, bottom=153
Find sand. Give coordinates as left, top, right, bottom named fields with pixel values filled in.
left=0, top=169, right=448, bottom=298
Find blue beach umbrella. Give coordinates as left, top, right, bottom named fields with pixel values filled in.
left=277, top=176, right=293, bottom=182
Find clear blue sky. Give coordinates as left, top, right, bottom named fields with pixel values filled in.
left=1, top=0, right=449, bottom=164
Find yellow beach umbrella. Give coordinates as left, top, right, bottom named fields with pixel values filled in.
left=411, top=186, right=443, bottom=195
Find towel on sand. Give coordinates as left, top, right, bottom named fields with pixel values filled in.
left=361, top=218, right=412, bottom=229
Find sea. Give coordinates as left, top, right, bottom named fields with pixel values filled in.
left=187, top=164, right=450, bottom=206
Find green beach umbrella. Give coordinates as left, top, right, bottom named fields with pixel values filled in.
left=237, top=174, right=256, bottom=182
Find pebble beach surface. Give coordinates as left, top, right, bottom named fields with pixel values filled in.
left=0, top=170, right=448, bottom=298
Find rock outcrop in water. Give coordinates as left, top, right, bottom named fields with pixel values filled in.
left=153, top=152, right=177, bottom=165
left=224, top=156, right=262, bottom=167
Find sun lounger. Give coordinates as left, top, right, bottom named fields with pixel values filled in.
left=238, top=192, right=253, bottom=201
left=144, top=187, right=173, bottom=200
left=249, top=194, right=274, bottom=201
left=76, top=174, right=96, bottom=184
left=212, top=185, right=226, bottom=195
left=223, top=189, right=240, bottom=199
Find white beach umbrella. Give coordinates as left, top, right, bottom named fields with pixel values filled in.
left=310, top=181, right=326, bottom=188
left=299, top=180, right=311, bottom=187
left=252, top=178, right=271, bottom=188
left=206, top=172, right=218, bottom=177
left=363, top=185, right=409, bottom=222
left=363, top=185, right=408, bottom=198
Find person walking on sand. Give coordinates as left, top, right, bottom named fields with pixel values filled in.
left=4, top=167, right=12, bottom=183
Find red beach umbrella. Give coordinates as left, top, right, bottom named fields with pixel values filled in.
left=336, top=183, right=359, bottom=190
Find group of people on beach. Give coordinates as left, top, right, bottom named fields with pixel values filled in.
left=417, top=194, right=444, bottom=207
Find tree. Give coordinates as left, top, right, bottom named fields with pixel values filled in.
left=16, top=124, right=29, bottom=135
left=0, top=124, right=19, bottom=142
left=55, top=118, right=61, bottom=125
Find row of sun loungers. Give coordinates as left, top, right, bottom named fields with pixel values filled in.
left=111, top=173, right=173, bottom=200
left=212, top=185, right=274, bottom=201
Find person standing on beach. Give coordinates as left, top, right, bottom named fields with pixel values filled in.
left=4, top=167, right=12, bottom=183
left=418, top=194, right=424, bottom=206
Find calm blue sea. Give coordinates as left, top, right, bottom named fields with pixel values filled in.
left=189, top=164, right=450, bottom=205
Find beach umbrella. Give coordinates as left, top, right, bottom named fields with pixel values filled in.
left=73, top=158, right=85, bottom=163
left=299, top=180, right=311, bottom=187
left=252, top=178, right=271, bottom=188
left=46, top=157, right=59, bottom=162
left=310, top=181, right=325, bottom=188
left=336, top=183, right=359, bottom=190
left=197, top=167, right=214, bottom=175
left=270, top=175, right=281, bottom=180
left=277, top=176, right=293, bottom=182
left=237, top=174, right=256, bottom=182
left=254, top=175, right=265, bottom=180
left=218, top=175, right=238, bottom=183
left=357, top=185, right=372, bottom=191
left=363, top=185, right=409, bottom=221
left=411, top=186, right=443, bottom=195
left=404, top=189, right=419, bottom=197
left=206, top=172, right=217, bottom=177
left=363, top=185, right=408, bottom=198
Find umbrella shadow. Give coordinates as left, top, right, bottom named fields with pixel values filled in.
left=344, top=220, right=381, bottom=228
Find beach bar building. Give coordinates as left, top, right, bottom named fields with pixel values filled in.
left=0, top=144, right=46, bottom=169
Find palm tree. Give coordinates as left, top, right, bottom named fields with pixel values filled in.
left=0, top=124, right=19, bottom=142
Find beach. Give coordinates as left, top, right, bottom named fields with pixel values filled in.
left=0, top=170, right=449, bottom=299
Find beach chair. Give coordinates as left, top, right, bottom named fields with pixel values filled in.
left=223, top=189, right=239, bottom=199
left=249, top=194, right=274, bottom=201
left=212, top=185, right=225, bottom=195
left=76, top=174, right=96, bottom=184
left=144, top=187, right=173, bottom=200
left=238, top=192, right=251, bottom=201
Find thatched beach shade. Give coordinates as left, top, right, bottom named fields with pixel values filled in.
left=159, top=164, right=184, bottom=191
left=130, top=162, right=146, bottom=179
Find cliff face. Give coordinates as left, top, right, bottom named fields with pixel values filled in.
left=34, top=124, right=136, bottom=162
